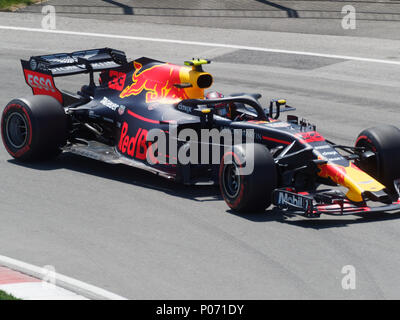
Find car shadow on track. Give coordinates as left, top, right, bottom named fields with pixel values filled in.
left=228, top=208, right=400, bottom=229
left=9, top=153, right=400, bottom=229
left=8, top=152, right=222, bottom=203
left=283, top=212, right=400, bottom=229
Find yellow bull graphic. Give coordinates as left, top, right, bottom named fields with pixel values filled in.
left=318, top=162, right=385, bottom=202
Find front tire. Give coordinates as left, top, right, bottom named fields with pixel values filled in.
left=219, top=143, right=277, bottom=213
left=1, top=95, right=67, bottom=161
left=355, top=125, right=400, bottom=194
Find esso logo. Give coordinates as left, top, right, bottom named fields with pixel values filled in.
left=27, top=73, right=56, bottom=92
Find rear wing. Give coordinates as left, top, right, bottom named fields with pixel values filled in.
left=21, top=47, right=128, bottom=104
left=21, top=47, right=127, bottom=77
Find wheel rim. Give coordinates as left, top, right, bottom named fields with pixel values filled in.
left=5, top=112, right=28, bottom=149
left=222, top=163, right=241, bottom=198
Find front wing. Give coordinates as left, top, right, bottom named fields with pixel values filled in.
left=272, top=189, right=400, bottom=217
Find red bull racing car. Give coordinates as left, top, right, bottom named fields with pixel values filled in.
left=1, top=47, right=400, bottom=217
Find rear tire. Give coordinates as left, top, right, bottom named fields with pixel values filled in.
left=1, top=95, right=67, bottom=161
left=219, top=143, right=277, bottom=213
left=355, top=125, right=400, bottom=194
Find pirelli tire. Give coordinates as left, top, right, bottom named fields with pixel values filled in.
left=1, top=95, right=67, bottom=161
left=355, top=125, right=400, bottom=194
left=219, top=143, right=277, bottom=213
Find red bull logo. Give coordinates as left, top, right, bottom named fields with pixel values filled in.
left=318, top=162, right=385, bottom=202
left=119, top=62, right=189, bottom=103
left=318, top=163, right=346, bottom=185
left=118, top=122, right=148, bottom=160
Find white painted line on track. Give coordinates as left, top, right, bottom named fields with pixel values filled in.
left=0, top=254, right=127, bottom=300
left=1, top=25, right=400, bottom=66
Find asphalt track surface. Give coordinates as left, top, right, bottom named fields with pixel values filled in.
left=0, top=9, right=400, bottom=299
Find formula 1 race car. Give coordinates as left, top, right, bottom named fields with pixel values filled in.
left=2, top=47, right=400, bottom=217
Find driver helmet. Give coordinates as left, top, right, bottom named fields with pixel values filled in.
left=205, top=91, right=229, bottom=117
